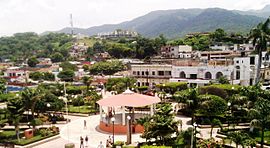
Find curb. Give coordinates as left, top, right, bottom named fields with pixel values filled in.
left=14, top=134, right=60, bottom=148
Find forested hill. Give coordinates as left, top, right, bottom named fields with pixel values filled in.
left=0, top=32, right=73, bottom=61
left=57, top=7, right=268, bottom=38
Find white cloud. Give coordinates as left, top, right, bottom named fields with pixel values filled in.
left=0, top=0, right=269, bottom=36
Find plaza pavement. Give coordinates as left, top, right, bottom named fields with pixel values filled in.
left=33, top=114, right=220, bottom=148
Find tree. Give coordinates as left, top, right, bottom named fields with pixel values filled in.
left=51, top=52, right=64, bottom=63
left=0, top=78, right=6, bottom=94
left=7, top=96, right=25, bottom=141
left=249, top=98, right=270, bottom=148
left=210, top=118, right=222, bottom=138
left=29, top=72, right=43, bottom=81
left=82, top=76, right=93, bottom=91
left=139, top=103, right=179, bottom=145
left=217, top=76, right=230, bottom=84
left=60, top=61, right=78, bottom=71
left=226, top=131, right=250, bottom=148
left=174, top=89, right=199, bottom=124
left=21, top=88, right=44, bottom=129
left=198, top=95, right=227, bottom=117
left=210, top=28, right=227, bottom=42
left=248, top=18, right=270, bottom=84
left=89, top=60, right=125, bottom=75
left=27, top=57, right=39, bottom=67
left=58, top=70, right=75, bottom=82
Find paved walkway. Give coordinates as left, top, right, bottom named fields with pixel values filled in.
left=33, top=113, right=223, bottom=148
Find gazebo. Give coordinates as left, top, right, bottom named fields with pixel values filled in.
left=97, top=89, right=161, bottom=134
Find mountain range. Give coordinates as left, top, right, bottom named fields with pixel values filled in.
left=56, top=5, right=270, bottom=38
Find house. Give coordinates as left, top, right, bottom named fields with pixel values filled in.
left=4, top=67, right=26, bottom=82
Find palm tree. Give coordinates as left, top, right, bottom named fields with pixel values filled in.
left=248, top=18, right=270, bottom=84
left=226, top=131, right=250, bottom=148
left=21, top=88, right=44, bottom=129
left=7, top=96, right=25, bottom=142
left=210, top=118, right=222, bottom=138
left=82, top=76, right=93, bottom=91
left=249, top=98, right=270, bottom=148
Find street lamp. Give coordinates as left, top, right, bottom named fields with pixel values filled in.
left=111, top=117, right=115, bottom=145
left=126, top=115, right=132, bottom=144
left=193, top=123, right=198, bottom=148
left=227, top=102, right=231, bottom=129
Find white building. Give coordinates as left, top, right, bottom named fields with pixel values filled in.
left=130, top=64, right=172, bottom=87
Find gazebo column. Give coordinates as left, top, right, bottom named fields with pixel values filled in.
left=150, top=104, right=154, bottom=116
left=122, top=106, right=126, bottom=125
left=99, top=105, right=102, bottom=121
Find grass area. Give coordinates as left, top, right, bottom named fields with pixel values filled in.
left=0, top=129, right=58, bottom=145
left=254, top=131, right=270, bottom=144
left=141, top=146, right=172, bottom=148
left=77, top=38, right=97, bottom=47
left=68, top=105, right=96, bottom=114
left=13, top=133, right=57, bottom=145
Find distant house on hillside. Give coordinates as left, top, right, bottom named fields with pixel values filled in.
left=97, top=29, right=138, bottom=40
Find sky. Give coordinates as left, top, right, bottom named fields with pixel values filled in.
left=0, top=0, right=270, bottom=36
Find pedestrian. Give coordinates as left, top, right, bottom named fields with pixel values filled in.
left=108, top=136, right=112, bottom=145
left=80, top=136, right=84, bottom=148
left=106, top=139, right=111, bottom=148
left=84, top=120, right=87, bottom=129
left=85, top=136, right=88, bottom=147
left=97, top=141, right=104, bottom=148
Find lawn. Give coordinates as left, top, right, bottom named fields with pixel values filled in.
left=68, top=105, right=97, bottom=114
left=254, top=131, right=270, bottom=144
left=0, top=129, right=58, bottom=145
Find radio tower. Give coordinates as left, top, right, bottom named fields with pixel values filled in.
left=70, top=14, right=74, bottom=35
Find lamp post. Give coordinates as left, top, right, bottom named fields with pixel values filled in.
left=47, top=103, right=51, bottom=127
left=126, top=115, right=131, bottom=145
left=227, top=102, right=231, bottom=129
left=111, top=117, right=115, bottom=145
left=193, top=123, right=198, bottom=148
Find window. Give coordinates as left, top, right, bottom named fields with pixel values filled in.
left=133, top=71, right=136, bottom=75
left=205, top=72, right=212, bottom=79
left=137, top=82, right=140, bottom=87
left=236, top=71, right=240, bottom=80
left=236, top=60, right=239, bottom=64
left=190, top=74, right=197, bottom=79
left=142, top=71, right=144, bottom=75
left=179, top=71, right=186, bottom=78
left=250, top=57, right=255, bottom=65
left=152, top=71, right=155, bottom=75
left=137, top=71, right=140, bottom=75
left=158, top=71, right=164, bottom=76
left=145, top=71, right=149, bottom=76
left=165, top=71, right=171, bottom=76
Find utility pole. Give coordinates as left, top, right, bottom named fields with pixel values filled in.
left=70, top=14, right=74, bottom=35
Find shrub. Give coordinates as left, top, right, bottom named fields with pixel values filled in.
left=72, top=97, right=84, bottom=106
left=114, top=141, right=125, bottom=146
left=199, top=86, right=228, bottom=99
left=39, top=129, right=51, bottom=137
left=156, top=82, right=187, bottom=94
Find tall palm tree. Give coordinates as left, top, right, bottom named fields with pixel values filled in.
left=248, top=18, right=270, bottom=84
left=82, top=76, right=93, bottom=91
left=21, top=88, right=44, bottom=129
left=249, top=98, right=270, bottom=148
left=7, top=96, right=25, bottom=142
left=210, top=118, right=222, bottom=138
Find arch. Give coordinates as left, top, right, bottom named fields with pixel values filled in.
left=179, top=71, right=186, bottom=78
left=205, top=72, right=212, bottom=79
left=216, top=72, right=223, bottom=79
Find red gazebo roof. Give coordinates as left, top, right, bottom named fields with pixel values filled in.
left=97, top=89, right=160, bottom=107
